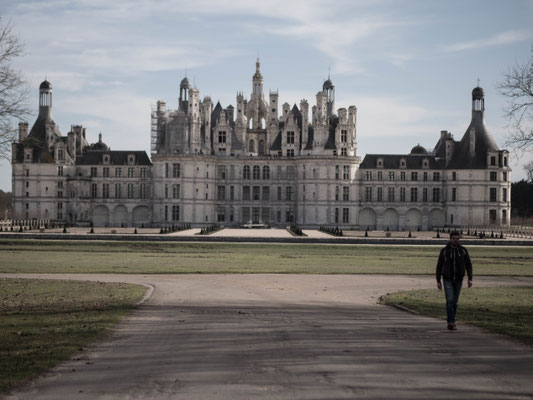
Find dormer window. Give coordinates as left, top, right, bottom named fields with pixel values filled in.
left=377, top=158, right=383, bottom=168
left=400, top=159, right=406, bottom=168
left=423, top=159, right=429, bottom=168
left=128, top=154, right=135, bottom=165
left=490, top=156, right=496, bottom=166
left=103, top=154, right=110, bottom=164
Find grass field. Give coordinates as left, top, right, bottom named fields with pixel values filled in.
left=0, top=278, right=146, bottom=393
left=0, top=239, right=532, bottom=275
left=381, top=287, right=533, bottom=345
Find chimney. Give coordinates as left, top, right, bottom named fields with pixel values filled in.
left=18, top=122, right=29, bottom=141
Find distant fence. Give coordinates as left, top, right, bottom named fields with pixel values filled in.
left=459, top=224, right=533, bottom=240
left=0, top=219, right=53, bottom=232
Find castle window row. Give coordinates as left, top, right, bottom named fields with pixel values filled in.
left=87, top=183, right=150, bottom=200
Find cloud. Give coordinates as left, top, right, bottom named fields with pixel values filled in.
left=443, top=30, right=533, bottom=52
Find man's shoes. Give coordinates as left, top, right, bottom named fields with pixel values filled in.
left=452, top=323, right=457, bottom=330
left=447, top=323, right=454, bottom=330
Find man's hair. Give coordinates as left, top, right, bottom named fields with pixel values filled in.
left=450, top=230, right=460, bottom=238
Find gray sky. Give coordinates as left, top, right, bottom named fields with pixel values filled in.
left=1, top=0, right=533, bottom=190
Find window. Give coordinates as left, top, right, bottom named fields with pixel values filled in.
left=230, top=186, right=234, bottom=200
left=261, top=207, right=269, bottom=223
left=423, top=188, right=428, bottom=202
left=433, top=172, right=440, bottom=182
left=388, top=171, right=395, bottom=181
left=335, top=186, right=339, bottom=201
left=489, top=209, right=497, bottom=223
left=217, top=165, right=226, bottom=179
left=217, top=185, right=226, bottom=201
left=365, top=187, right=372, bottom=202
left=165, top=163, right=169, bottom=178
left=140, top=183, right=147, bottom=199
left=230, top=165, right=235, bottom=179
left=115, top=167, right=122, bottom=177
left=334, top=208, right=339, bottom=224
left=262, top=186, right=270, bottom=201
left=452, top=187, right=457, bottom=201
left=423, top=172, right=428, bottom=181
left=387, top=187, right=394, bottom=202
left=243, top=165, right=251, bottom=179
left=411, top=172, right=418, bottom=181
left=343, top=186, right=349, bottom=201
left=286, top=149, right=294, bottom=157
left=102, top=183, right=109, bottom=199
left=452, top=171, right=456, bottom=181
left=277, top=186, right=282, bottom=201
left=377, top=171, right=383, bottom=181
left=277, top=166, right=282, bottom=179
left=172, top=184, right=180, bottom=199
left=343, top=208, right=349, bottom=223
left=490, top=187, right=497, bottom=202
left=218, top=131, right=226, bottom=143
left=57, top=181, right=63, bottom=188
left=503, top=188, right=507, bottom=202
left=432, top=187, right=440, bottom=202
left=115, top=183, right=122, bottom=199
left=341, top=148, right=347, bottom=156
left=164, top=205, right=168, bottom=221
left=287, top=166, right=295, bottom=180
left=400, top=159, right=406, bottom=167
left=287, top=131, right=295, bottom=144
left=400, top=171, right=406, bottom=181
left=285, top=208, right=294, bottom=223
left=490, top=171, right=497, bottom=181
left=341, top=130, right=347, bottom=143
left=490, top=156, right=496, bottom=166
left=286, top=186, right=294, bottom=201
left=249, top=140, right=255, bottom=153
left=503, top=172, right=507, bottom=182
left=164, top=184, right=169, bottom=199
left=253, top=166, right=260, bottom=179
left=57, top=202, right=63, bottom=220
left=263, top=165, right=270, bottom=180
left=90, top=167, right=97, bottom=177
left=172, top=163, right=180, bottom=178
left=172, top=205, right=179, bottom=222
left=253, top=186, right=260, bottom=200
left=140, top=167, right=148, bottom=178
left=91, top=183, right=97, bottom=198
left=103, top=167, right=109, bottom=177
left=217, top=206, right=225, bottom=222
left=411, top=187, right=418, bottom=202
left=377, top=187, right=383, bottom=202
left=57, top=190, right=63, bottom=198
left=57, top=149, right=64, bottom=161
left=502, top=209, right=507, bottom=224
left=365, top=171, right=372, bottom=181
left=504, top=157, right=508, bottom=167
left=127, top=183, right=134, bottom=199
left=400, top=187, right=406, bottom=202
left=343, top=166, right=350, bottom=180
left=335, top=165, right=340, bottom=180
left=243, top=186, right=250, bottom=201
left=128, top=167, right=135, bottom=178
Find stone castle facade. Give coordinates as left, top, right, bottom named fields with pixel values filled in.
left=12, top=60, right=511, bottom=229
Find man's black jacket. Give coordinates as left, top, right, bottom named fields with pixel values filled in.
left=436, top=243, right=473, bottom=282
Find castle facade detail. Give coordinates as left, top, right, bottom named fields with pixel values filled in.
left=12, top=61, right=511, bottom=229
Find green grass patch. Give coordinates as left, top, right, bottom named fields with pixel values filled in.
left=381, top=286, right=533, bottom=345
left=0, top=278, right=146, bottom=393
left=0, top=239, right=532, bottom=275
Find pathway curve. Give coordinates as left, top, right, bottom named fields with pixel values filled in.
left=2, top=274, right=533, bottom=400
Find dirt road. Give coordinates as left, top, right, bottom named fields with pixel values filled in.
left=3, top=274, right=533, bottom=399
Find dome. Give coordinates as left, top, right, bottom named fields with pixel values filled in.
left=39, top=80, right=52, bottom=90
left=472, top=86, right=484, bottom=100
left=323, top=79, right=334, bottom=90
left=180, top=77, right=191, bottom=88
left=410, top=144, right=427, bottom=155
left=91, top=141, right=109, bottom=151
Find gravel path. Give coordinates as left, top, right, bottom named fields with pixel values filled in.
left=2, top=274, right=533, bottom=400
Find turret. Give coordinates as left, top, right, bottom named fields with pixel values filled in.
left=252, top=58, right=263, bottom=99
left=179, top=76, right=191, bottom=113
left=323, top=77, right=335, bottom=118
left=38, top=80, right=53, bottom=120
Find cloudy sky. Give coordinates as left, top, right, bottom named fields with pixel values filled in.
left=1, top=0, right=533, bottom=190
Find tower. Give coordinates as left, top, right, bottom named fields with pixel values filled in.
left=323, top=76, right=335, bottom=118
left=252, top=58, right=263, bottom=100
left=39, top=80, right=53, bottom=120
left=179, top=76, right=191, bottom=113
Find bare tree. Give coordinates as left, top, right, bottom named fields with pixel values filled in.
left=0, top=18, right=30, bottom=160
left=525, top=160, right=533, bottom=182
left=498, top=45, right=533, bottom=153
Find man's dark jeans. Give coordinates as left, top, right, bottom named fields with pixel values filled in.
left=443, top=279, right=463, bottom=323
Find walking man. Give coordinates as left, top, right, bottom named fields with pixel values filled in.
left=436, top=231, right=473, bottom=330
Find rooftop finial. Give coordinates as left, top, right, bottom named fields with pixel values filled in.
left=477, top=77, right=480, bottom=87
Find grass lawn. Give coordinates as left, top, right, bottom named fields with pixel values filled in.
left=381, top=287, right=533, bottom=345
left=0, top=278, right=146, bottom=393
left=0, top=239, right=532, bottom=275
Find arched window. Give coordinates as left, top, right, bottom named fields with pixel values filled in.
left=249, top=118, right=253, bottom=129
left=249, top=139, right=255, bottom=153
left=263, top=165, right=270, bottom=180
left=253, top=166, right=260, bottom=179
left=260, top=118, right=266, bottom=129
left=258, top=140, right=265, bottom=155
left=243, top=165, right=251, bottom=179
